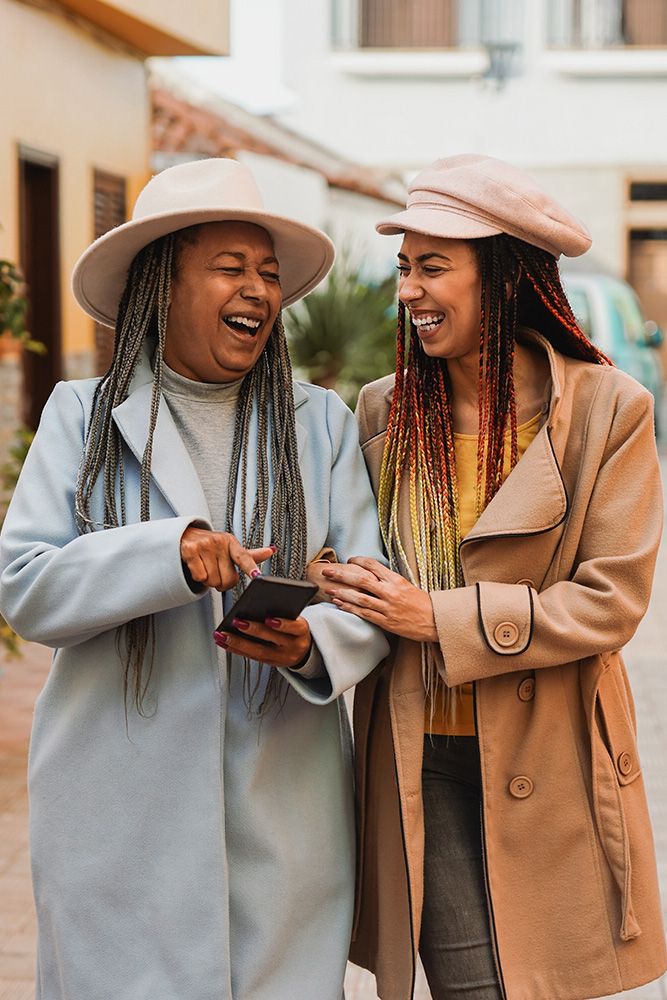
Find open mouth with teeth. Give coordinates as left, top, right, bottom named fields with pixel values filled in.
left=222, top=314, right=264, bottom=336
left=412, top=313, right=445, bottom=334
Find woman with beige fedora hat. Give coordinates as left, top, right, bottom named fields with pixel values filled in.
left=0, top=157, right=390, bottom=1000
left=314, top=155, right=666, bottom=999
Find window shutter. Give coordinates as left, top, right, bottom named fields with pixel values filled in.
left=360, top=0, right=457, bottom=48
left=93, top=170, right=127, bottom=375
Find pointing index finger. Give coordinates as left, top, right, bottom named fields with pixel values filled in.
left=229, top=540, right=273, bottom=579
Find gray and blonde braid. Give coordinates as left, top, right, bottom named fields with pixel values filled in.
left=226, top=314, right=308, bottom=712
left=74, top=231, right=308, bottom=716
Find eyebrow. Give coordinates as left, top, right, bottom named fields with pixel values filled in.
left=397, top=252, right=453, bottom=264
left=210, top=250, right=279, bottom=266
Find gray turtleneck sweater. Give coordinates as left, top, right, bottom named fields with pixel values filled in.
left=161, top=362, right=322, bottom=678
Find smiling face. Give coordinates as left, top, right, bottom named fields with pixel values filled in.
left=164, top=221, right=282, bottom=383
left=397, top=233, right=482, bottom=362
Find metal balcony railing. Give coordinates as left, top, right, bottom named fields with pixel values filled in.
left=548, top=0, right=667, bottom=48
left=332, top=0, right=523, bottom=50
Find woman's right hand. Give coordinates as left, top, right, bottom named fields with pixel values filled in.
left=180, top=527, right=274, bottom=591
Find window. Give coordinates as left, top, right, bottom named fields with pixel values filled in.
left=93, top=170, right=126, bottom=375
left=333, top=0, right=522, bottom=50
left=629, top=182, right=667, bottom=201
left=548, top=0, right=667, bottom=48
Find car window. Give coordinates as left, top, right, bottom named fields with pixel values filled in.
left=606, top=283, right=645, bottom=345
left=566, top=286, right=594, bottom=340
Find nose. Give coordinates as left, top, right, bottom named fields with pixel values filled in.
left=398, top=273, right=423, bottom=305
left=240, top=268, right=266, bottom=301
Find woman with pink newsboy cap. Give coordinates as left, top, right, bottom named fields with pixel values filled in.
left=316, top=155, right=666, bottom=999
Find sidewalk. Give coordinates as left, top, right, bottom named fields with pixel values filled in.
left=2, top=457, right=667, bottom=999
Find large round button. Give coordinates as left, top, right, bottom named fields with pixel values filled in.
left=517, top=677, right=535, bottom=702
left=516, top=578, right=535, bottom=589
left=509, top=776, right=534, bottom=799
left=494, top=621, right=519, bottom=647
left=617, top=752, right=633, bottom=776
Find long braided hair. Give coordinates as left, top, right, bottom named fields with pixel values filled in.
left=74, top=230, right=307, bottom=717
left=378, top=233, right=610, bottom=716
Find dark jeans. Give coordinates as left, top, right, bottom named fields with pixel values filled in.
left=420, top=736, right=503, bottom=1000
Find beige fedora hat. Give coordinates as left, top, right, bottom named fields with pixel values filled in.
left=377, top=153, right=591, bottom=258
left=72, top=157, right=336, bottom=327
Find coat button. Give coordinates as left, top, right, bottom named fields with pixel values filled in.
left=494, top=621, right=519, bottom=647
left=516, top=578, right=535, bottom=589
left=617, top=752, right=633, bottom=776
left=509, top=776, right=534, bottom=799
left=517, top=677, right=535, bottom=702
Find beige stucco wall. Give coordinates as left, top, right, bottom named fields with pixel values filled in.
left=0, top=0, right=150, bottom=367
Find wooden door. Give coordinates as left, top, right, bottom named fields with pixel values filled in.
left=18, top=148, right=62, bottom=431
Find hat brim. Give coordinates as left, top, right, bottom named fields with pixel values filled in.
left=72, top=208, right=335, bottom=328
left=376, top=207, right=502, bottom=241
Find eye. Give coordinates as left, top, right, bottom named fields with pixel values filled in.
left=396, top=265, right=410, bottom=275
left=261, top=272, right=281, bottom=283
left=216, top=266, right=242, bottom=275
left=423, top=266, right=445, bottom=275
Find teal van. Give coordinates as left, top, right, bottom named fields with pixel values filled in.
left=562, top=272, right=664, bottom=437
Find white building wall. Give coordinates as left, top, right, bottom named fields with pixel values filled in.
left=275, top=0, right=667, bottom=277
left=235, top=151, right=398, bottom=280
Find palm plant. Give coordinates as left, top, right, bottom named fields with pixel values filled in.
left=284, top=252, right=398, bottom=407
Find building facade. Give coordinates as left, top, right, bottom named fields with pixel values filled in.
left=0, top=0, right=228, bottom=467
left=274, top=0, right=667, bottom=362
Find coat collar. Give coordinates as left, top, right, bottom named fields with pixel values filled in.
left=380, top=329, right=569, bottom=558
left=461, top=328, right=568, bottom=549
left=111, top=347, right=310, bottom=522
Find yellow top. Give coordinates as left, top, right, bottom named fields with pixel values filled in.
left=426, top=411, right=542, bottom=736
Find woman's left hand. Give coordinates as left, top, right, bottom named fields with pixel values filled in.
left=321, top=557, right=438, bottom=643
left=213, top=616, right=312, bottom=669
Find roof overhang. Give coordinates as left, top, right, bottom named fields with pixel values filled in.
left=56, top=0, right=229, bottom=56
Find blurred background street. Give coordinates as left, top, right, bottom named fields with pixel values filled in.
left=2, top=0, right=667, bottom=996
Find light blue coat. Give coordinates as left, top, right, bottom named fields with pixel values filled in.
left=0, top=352, right=389, bottom=1000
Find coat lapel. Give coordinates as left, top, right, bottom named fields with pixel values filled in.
left=377, top=329, right=569, bottom=564
left=461, top=329, right=567, bottom=549
left=112, top=357, right=211, bottom=522
left=112, top=357, right=309, bottom=532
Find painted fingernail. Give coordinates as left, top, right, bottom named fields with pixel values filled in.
left=251, top=569, right=261, bottom=579
left=214, top=632, right=229, bottom=647
left=232, top=618, right=250, bottom=630
left=265, top=617, right=281, bottom=628
left=269, top=543, right=278, bottom=553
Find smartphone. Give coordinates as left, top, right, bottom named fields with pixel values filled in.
left=215, top=575, right=318, bottom=643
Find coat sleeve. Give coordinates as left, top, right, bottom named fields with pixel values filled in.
left=0, top=382, right=210, bottom=648
left=430, top=386, right=663, bottom=686
left=281, top=391, right=390, bottom=704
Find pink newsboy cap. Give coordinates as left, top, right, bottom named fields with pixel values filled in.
left=376, top=154, right=592, bottom=259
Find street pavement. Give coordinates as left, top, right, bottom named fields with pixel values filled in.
left=2, top=451, right=667, bottom=999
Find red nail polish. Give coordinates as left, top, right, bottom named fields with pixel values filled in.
left=265, top=617, right=281, bottom=628
left=214, top=633, right=229, bottom=647
left=251, top=569, right=261, bottom=579
left=233, top=618, right=249, bottom=630
left=269, top=543, right=278, bottom=553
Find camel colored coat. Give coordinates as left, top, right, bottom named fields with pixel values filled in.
left=349, top=330, right=667, bottom=1000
